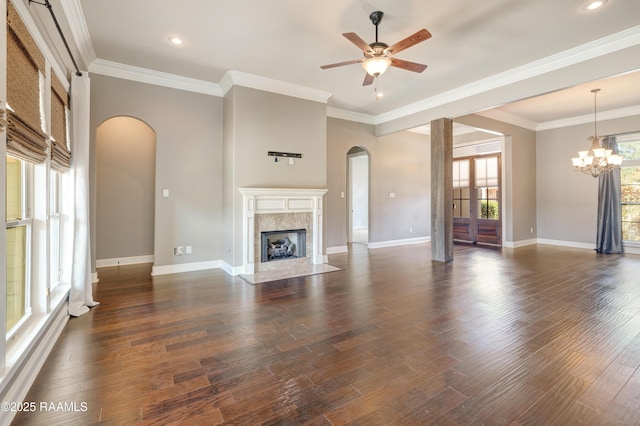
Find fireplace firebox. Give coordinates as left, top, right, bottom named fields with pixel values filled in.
left=261, top=229, right=306, bottom=262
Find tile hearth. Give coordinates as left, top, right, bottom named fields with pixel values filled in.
left=239, top=263, right=341, bottom=285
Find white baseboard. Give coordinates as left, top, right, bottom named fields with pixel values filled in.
left=327, top=246, right=348, bottom=254
left=221, top=261, right=245, bottom=276
left=624, top=246, right=640, bottom=255
left=0, top=298, right=69, bottom=425
left=503, top=238, right=538, bottom=248
left=536, top=238, right=595, bottom=250
left=96, top=255, right=154, bottom=268
left=536, top=238, right=640, bottom=255
left=151, top=260, right=224, bottom=276
left=368, top=236, right=431, bottom=249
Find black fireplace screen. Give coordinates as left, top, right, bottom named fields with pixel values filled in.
left=261, top=229, right=306, bottom=262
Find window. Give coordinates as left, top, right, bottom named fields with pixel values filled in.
left=6, top=2, right=46, bottom=335
left=6, top=157, right=32, bottom=332
left=618, top=134, right=640, bottom=242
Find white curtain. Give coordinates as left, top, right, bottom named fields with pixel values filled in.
left=68, top=74, right=99, bottom=316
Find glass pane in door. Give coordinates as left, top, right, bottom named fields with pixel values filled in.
left=453, top=160, right=470, bottom=218
left=475, top=156, right=499, bottom=220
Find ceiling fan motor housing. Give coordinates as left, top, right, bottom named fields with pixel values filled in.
left=368, top=42, right=389, bottom=56
left=369, top=11, right=384, bottom=26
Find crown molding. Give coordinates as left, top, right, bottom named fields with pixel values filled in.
left=408, top=123, right=504, bottom=136
left=220, top=70, right=332, bottom=104
left=51, top=3, right=640, bottom=129
left=475, top=104, right=640, bottom=132
left=59, top=0, right=96, bottom=67
left=88, top=59, right=223, bottom=96
left=375, top=24, right=640, bottom=125
left=537, top=105, right=640, bottom=131
left=326, top=107, right=376, bottom=125
left=87, top=60, right=333, bottom=103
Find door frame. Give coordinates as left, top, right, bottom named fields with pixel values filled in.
left=346, top=147, right=370, bottom=245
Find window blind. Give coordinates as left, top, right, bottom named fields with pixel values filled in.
left=6, top=2, right=48, bottom=164
left=50, top=73, right=71, bottom=171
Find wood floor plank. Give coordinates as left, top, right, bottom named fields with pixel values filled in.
left=11, top=244, right=640, bottom=425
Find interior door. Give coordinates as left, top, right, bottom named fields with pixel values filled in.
left=453, top=154, right=502, bottom=246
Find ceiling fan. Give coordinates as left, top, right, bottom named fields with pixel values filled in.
left=320, top=11, right=431, bottom=86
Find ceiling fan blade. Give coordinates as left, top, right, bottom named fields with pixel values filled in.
left=320, top=59, right=362, bottom=69
left=363, top=73, right=374, bottom=86
left=390, top=57, right=428, bottom=73
left=343, top=32, right=373, bottom=53
left=386, top=29, right=432, bottom=55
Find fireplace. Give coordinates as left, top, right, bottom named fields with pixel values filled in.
left=239, top=188, right=328, bottom=275
left=261, top=229, right=306, bottom=262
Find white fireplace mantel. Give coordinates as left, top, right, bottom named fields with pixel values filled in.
left=239, top=188, right=328, bottom=274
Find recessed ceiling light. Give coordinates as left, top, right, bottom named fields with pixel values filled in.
left=168, top=36, right=185, bottom=46
left=584, top=0, right=608, bottom=11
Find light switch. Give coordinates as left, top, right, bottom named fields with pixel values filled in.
left=163, top=189, right=169, bottom=198
left=289, top=158, right=294, bottom=165
left=389, top=192, right=395, bottom=198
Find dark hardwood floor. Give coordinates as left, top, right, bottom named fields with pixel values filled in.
left=12, top=243, right=640, bottom=425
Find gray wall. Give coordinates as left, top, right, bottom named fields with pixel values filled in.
left=90, top=74, right=224, bottom=268
left=87, top=76, right=636, bottom=271
left=537, top=114, right=640, bottom=244
left=96, top=117, right=155, bottom=260
left=327, top=118, right=431, bottom=248
left=223, top=86, right=328, bottom=267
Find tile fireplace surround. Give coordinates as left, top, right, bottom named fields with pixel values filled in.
left=239, top=188, right=328, bottom=275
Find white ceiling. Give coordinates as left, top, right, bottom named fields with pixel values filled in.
left=34, top=0, right=640, bottom=130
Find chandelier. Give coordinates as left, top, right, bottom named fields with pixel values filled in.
left=571, top=88, right=623, bottom=177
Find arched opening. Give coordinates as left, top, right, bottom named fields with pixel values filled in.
left=347, top=146, right=370, bottom=245
left=96, top=116, right=156, bottom=266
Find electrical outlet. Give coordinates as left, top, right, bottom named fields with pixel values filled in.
left=409, top=226, right=413, bottom=233
left=186, top=246, right=192, bottom=254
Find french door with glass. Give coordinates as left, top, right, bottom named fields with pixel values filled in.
left=452, top=154, right=501, bottom=246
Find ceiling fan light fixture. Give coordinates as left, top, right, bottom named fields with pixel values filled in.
left=362, top=56, right=391, bottom=77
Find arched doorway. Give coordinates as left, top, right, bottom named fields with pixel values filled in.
left=96, top=116, right=156, bottom=265
left=347, top=146, right=370, bottom=245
